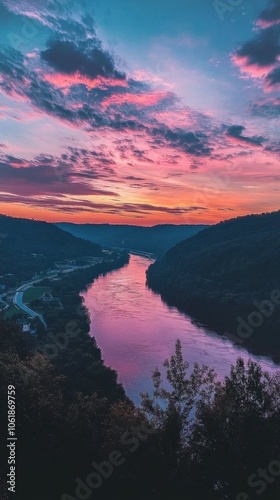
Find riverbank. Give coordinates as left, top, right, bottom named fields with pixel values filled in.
left=4, top=251, right=129, bottom=336
left=2, top=256, right=280, bottom=500
left=38, top=251, right=130, bottom=339
left=82, top=255, right=278, bottom=404
left=146, top=274, right=280, bottom=365
left=19, top=250, right=131, bottom=399
left=146, top=211, right=280, bottom=364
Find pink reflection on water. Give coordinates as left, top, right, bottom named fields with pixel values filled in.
left=82, top=255, right=278, bottom=404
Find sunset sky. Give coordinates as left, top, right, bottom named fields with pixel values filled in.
left=0, top=0, right=280, bottom=225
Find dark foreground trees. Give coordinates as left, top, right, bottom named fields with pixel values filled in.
left=141, top=340, right=280, bottom=499
left=0, top=321, right=279, bottom=500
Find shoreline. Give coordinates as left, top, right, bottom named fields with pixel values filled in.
left=146, top=281, right=280, bottom=366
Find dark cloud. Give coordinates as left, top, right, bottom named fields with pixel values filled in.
left=234, top=3, right=280, bottom=90
left=265, top=141, right=280, bottom=155
left=226, top=125, right=265, bottom=146
left=111, top=203, right=208, bottom=216
left=0, top=190, right=207, bottom=217
left=258, top=0, right=280, bottom=27
left=235, top=25, right=280, bottom=67
left=125, top=176, right=145, bottom=181
left=129, top=182, right=160, bottom=191
left=41, top=39, right=126, bottom=80
left=111, top=119, right=212, bottom=156
left=0, top=152, right=119, bottom=197
left=0, top=38, right=213, bottom=159
left=0, top=47, right=25, bottom=84
left=150, top=126, right=212, bottom=156
left=266, top=65, right=280, bottom=86
left=0, top=193, right=122, bottom=215
left=250, top=99, right=280, bottom=118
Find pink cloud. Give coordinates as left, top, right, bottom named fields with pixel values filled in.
left=101, top=91, right=170, bottom=110
left=226, top=136, right=262, bottom=148
left=26, top=52, right=37, bottom=59
left=232, top=54, right=275, bottom=78
left=43, top=72, right=128, bottom=91
left=149, top=108, right=196, bottom=128
left=9, top=161, right=30, bottom=168
left=132, top=70, right=173, bottom=90
left=256, top=18, right=280, bottom=28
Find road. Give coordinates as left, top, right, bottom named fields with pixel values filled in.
left=13, top=262, right=102, bottom=329
left=13, top=280, right=48, bottom=328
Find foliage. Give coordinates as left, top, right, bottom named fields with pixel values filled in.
left=57, top=222, right=207, bottom=256
left=147, top=210, right=280, bottom=359
left=0, top=214, right=102, bottom=281
left=1, top=324, right=279, bottom=499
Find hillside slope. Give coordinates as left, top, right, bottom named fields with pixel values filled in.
left=0, top=215, right=102, bottom=281
left=56, top=223, right=207, bottom=256
left=147, top=211, right=280, bottom=360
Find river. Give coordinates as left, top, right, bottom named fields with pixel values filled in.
left=82, top=255, right=278, bottom=404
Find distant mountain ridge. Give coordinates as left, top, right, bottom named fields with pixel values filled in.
left=0, top=214, right=102, bottom=281
left=147, top=211, right=280, bottom=360
left=56, top=223, right=208, bottom=256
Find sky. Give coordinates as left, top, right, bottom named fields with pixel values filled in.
left=0, top=0, right=280, bottom=225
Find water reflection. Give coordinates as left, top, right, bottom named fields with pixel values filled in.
left=82, top=255, right=278, bottom=404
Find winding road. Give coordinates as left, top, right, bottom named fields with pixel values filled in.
left=13, top=280, right=48, bottom=327
left=13, top=261, right=103, bottom=329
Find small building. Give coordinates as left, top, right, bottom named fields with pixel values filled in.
left=17, top=319, right=37, bottom=335
left=22, top=323, right=37, bottom=335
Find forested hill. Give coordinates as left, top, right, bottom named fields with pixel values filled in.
left=56, top=223, right=207, bottom=256
left=147, top=211, right=280, bottom=359
left=0, top=214, right=102, bottom=281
